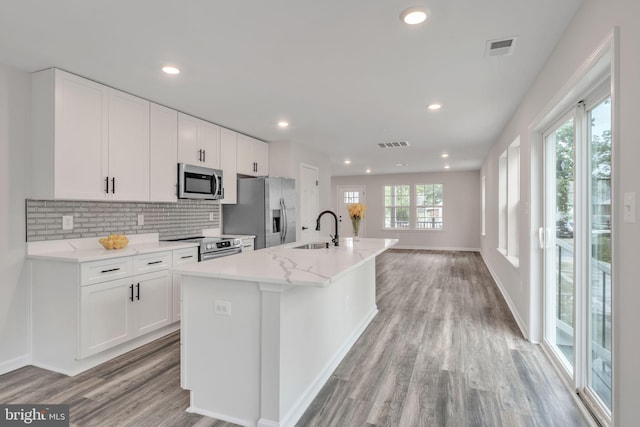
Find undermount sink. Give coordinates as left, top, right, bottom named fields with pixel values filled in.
left=292, top=242, right=329, bottom=249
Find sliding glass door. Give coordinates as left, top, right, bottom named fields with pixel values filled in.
left=543, top=86, right=612, bottom=420
left=544, top=114, right=576, bottom=373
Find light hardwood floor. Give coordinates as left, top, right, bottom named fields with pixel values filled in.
left=0, top=250, right=589, bottom=426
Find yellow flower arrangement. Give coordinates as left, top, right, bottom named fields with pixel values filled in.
left=347, top=203, right=367, bottom=220
left=347, top=203, right=367, bottom=237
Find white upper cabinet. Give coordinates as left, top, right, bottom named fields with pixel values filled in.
left=32, top=69, right=109, bottom=200
left=31, top=68, right=152, bottom=202
left=220, top=128, right=237, bottom=204
left=237, top=134, right=269, bottom=177
left=178, top=113, right=220, bottom=169
left=150, top=103, right=178, bottom=202
left=108, top=89, right=150, bottom=201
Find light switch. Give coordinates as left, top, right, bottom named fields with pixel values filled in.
left=137, top=214, right=144, bottom=226
left=62, top=215, right=73, bottom=230
left=209, top=212, right=215, bottom=221
left=624, top=192, right=636, bottom=223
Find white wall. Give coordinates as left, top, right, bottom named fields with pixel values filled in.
left=332, top=171, right=481, bottom=250
left=0, top=63, right=31, bottom=373
left=480, top=0, right=640, bottom=424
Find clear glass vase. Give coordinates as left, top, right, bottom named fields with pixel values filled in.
left=351, top=217, right=360, bottom=240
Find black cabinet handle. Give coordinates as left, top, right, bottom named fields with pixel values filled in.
left=129, top=284, right=134, bottom=301
left=101, top=267, right=120, bottom=273
left=105, top=177, right=109, bottom=193
left=203, top=149, right=206, bottom=163
left=111, top=177, right=115, bottom=194
left=302, top=226, right=308, bottom=230
left=181, top=255, right=193, bottom=259
left=136, top=283, right=140, bottom=300
left=147, top=260, right=163, bottom=265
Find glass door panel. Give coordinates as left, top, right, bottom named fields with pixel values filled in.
left=587, top=97, right=612, bottom=411
left=544, top=116, right=576, bottom=374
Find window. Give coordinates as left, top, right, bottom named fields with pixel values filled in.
left=343, top=191, right=359, bottom=204
left=415, top=184, right=443, bottom=229
left=384, top=184, right=444, bottom=229
left=384, top=185, right=410, bottom=228
left=498, top=137, right=520, bottom=262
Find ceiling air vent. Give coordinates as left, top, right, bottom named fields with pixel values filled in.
left=377, top=141, right=410, bottom=148
left=484, top=36, right=518, bottom=58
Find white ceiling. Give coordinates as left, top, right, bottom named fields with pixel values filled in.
left=0, top=0, right=582, bottom=176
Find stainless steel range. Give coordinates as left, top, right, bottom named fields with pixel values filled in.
left=163, top=236, right=242, bottom=261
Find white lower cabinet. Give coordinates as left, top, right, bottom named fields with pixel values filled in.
left=80, top=276, right=132, bottom=358
left=241, top=237, right=255, bottom=252
left=132, top=270, right=172, bottom=336
left=30, top=245, right=197, bottom=375
left=79, top=255, right=172, bottom=359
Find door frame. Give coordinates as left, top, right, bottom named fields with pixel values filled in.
left=299, top=163, right=320, bottom=241
left=336, top=185, right=367, bottom=238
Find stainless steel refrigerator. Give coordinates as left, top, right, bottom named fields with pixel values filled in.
left=222, top=177, right=296, bottom=249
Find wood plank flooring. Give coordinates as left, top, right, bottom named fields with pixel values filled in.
left=0, top=250, right=589, bottom=426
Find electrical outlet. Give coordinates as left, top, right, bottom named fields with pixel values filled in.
left=214, top=300, right=232, bottom=316
left=624, top=192, right=636, bottom=223
left=138, top=214, right=144, bottom=226
left=62, top=215, right=73, bottom=230
left=209, top=212, right=215, bottom=221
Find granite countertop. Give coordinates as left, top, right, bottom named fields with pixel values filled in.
left=27, top=233, right=199, bottom=262
left=173, top=237, right=398, bottom=287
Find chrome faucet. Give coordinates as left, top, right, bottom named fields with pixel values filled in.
left=316, top=210, right=339, bottom=246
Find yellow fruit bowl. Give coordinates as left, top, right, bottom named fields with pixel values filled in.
left=99, top=234, right=129, bottom=250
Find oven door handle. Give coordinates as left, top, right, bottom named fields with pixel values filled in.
left=200, top=246, right=242, bottom=261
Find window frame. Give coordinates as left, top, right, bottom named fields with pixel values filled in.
left=382, top=183, right=445, bottom=231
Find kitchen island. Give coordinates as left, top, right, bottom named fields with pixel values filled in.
left=174, top=237, right=397, bottom=427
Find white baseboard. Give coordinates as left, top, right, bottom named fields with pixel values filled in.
left=187, top=405, right=255, bottom=427
left=0, top=354, right=30, bottom=375
left=279, top=306, right=379, bottom=427
left=479, top=251, right=530, bottom=341
left=393, top=245, right=480, bottom=252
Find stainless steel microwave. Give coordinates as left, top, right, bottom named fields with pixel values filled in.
left=178, top=163, right=223, bottom=200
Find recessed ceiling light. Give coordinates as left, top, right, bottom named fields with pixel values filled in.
left=344, top=160, right=351, bottom=165
left=400, top=7, right=429, bottom=25
left=278, top=121, right=289, bottom=128
left=395, top=163, right=408, bottom=167
left=441, top=153, right=449, bottom=158
left=444, top=164, right=450, bottom=169
left=428, top=103, right=442, bottom=110
left=162, top=66, right=180, bottom=75
left=365, top=168, right=372, bottom=174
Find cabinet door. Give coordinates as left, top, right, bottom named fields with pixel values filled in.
left=80, top=277, right=133, bottom=358
left=254, top=139, right=269, bottom=176
left=171, top=247, right=198, bottom=322
left=132, top=270, right=172, bottom=336
left=150, top=103, right=178, bottom=202
left=241, top=238, right=255, bottom=252
left=199, top=120, right=221, bottom=169
left=178, top=113, right=200, bottom=164
left=220, top=128, right=237, bottom=204
left=236, top=134, right=255, bottom=176
left=54, top=70, right=109, bottom=200
left=108, top=89, right=150, bottom=201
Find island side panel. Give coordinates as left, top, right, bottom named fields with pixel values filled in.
left=182, top=276, right=261, bottom=426
left=278, top=258, right=377, bottom=424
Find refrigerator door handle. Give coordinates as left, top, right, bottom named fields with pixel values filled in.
left=280, top=197, right=287, bottom=244
left=282, top=198, right=288, bottom=243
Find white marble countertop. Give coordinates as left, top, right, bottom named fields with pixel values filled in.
left=27, top=233, right=199, bottom=262
left=173, top=237, right=398, bottom=287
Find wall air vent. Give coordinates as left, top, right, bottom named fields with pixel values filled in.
left=377, top=141, right=410, bottom=148
left=484, top=36, right=518, bottom=58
